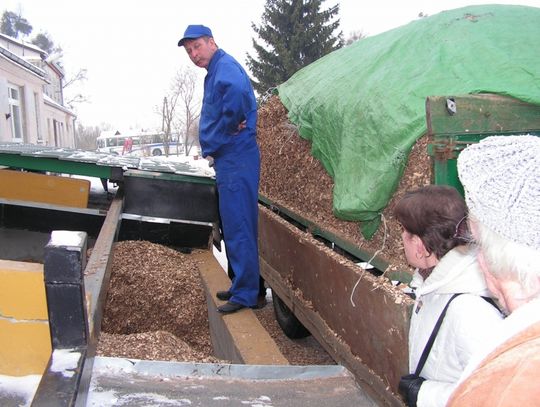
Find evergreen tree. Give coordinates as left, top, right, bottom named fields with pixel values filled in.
left=246, top=0, right=343, bottom=95
left=0, top=10, right=32, bottom=38
left=31, top=32, right=62, bottom=56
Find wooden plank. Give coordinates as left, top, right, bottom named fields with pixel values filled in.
left=258, top=206, right=412, bottom=406
left=194, top=250, right=289, bottom=365
left=426, top=94, right=540, bottom=137
left=426, top=94, right=540, bottom=192
left=0, top=169, right=90, bottom=208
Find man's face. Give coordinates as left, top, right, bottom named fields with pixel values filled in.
left=184, top=37, right=216, bottom=69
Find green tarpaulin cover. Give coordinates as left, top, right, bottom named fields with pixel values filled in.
left=277, top=4, right=540, bottom=238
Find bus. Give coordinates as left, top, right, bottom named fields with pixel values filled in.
left=96, top=130, right=184, bottom=156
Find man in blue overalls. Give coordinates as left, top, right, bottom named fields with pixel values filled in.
left=179, top=25, right=262, bottom=314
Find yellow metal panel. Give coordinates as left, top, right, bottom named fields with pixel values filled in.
left=0, top=260, right=51, bottom=376
left=0, top=260, right=48, bottom=320
left=0, top=169, right=90, bottom=208
left=0, top=319, right=51, bottom=376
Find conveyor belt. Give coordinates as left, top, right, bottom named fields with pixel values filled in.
left=0, top=144, right=214, bottom=181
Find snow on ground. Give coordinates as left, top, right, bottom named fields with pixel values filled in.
left=0, top=374, right=41, bottom=407
left=0, top=349, right=81, bottom=406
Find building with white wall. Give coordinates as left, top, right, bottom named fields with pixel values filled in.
left=0, top=33, right=76, bottom=147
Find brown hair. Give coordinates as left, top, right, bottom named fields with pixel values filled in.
left=394, top=185, right=467, bottom=259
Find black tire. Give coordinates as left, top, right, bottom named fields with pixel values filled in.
left=272, top=291, right=311, bottom=339
left=152, top=148, right=162, bottom=156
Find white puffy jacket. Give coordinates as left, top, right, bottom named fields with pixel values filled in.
left=408, top=247, right=503, bottom=407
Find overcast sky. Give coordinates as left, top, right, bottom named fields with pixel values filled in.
left=3, top=0, right=540, bottom=131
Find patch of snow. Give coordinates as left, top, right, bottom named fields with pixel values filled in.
left=87, top=390, right=192, bottom=406
left=0, top=374, right=41, bottom=407
left=241, top=395, right=274, bottom=406
left=49, top=230, right=86, bottom=249
left=85, top=388, right=119, bottom=406
left=92, top=359, right=137, bottom=376
left=212, top=240, right=228, bottom=272
left=51, top=349, right=80, bottom=378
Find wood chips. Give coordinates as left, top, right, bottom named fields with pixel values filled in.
left=97, top=240, right=334, bottom=365
left=97, top=240, right=219, bottom=362
left=257, top=95, right=432, bottom=274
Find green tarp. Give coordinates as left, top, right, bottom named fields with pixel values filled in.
left=277, top=4, right=540, bottom=238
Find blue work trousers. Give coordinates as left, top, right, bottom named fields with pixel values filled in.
left=214, top=144, right=260, bottom=307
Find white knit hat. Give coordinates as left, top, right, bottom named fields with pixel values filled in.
left=457, top=135, right=540, bottom=251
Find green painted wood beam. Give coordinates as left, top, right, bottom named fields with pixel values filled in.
left=0, top=153, right=115, bottom=179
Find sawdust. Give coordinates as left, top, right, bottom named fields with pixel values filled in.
left=97, top=240, right=334, bottom=365
left=98, top=331, right=220, bottom=363
left=257, top=95, right=432, bottom=275
left=98, top=240, right=216, bottom=361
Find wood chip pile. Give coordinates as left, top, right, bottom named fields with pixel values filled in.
left=257, top=95, right=432, bottom=274
left=97, top=240, right=333, bottom=365
left=98, top=330, right=218, bottom=363
left=97, top=240, right=220, bottom=363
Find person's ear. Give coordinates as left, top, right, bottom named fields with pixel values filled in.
left=413, top=235, right=428, bottom=257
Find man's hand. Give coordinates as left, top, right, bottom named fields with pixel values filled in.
left=206, top=156, right=214, bottom=167
left=232, top=120, right=247, bottom=135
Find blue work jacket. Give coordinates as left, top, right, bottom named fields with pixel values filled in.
left=200, top=49, right=258, bottom=159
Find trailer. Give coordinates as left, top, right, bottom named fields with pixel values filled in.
left=257, top=93, right=540, bottom=406
left=0, top=148, right=377, bottom=406
left=1, top=94, right=539, bottom=406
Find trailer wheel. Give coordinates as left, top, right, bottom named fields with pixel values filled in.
left=272, top=292, right=311, bottom=339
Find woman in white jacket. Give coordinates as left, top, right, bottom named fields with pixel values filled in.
left=394, top=185, right=503, bottom=407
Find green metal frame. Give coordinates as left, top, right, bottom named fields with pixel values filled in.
left=0, top=153, right=116, bottom=179
left=426, top=94, right=540, bottom=193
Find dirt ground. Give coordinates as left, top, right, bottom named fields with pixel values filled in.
left=97, top=240, right=333, bottom=365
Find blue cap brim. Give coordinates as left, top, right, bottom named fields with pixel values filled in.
left=178, top=36, right=200, bottom=47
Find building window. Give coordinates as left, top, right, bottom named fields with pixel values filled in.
left=53, top=119, right=58, bottom=146
left=47, top=118, right=51, bottom=141
left=8, top=84, right=24, bottom=142
left=34, top=92, right=42, bottom=142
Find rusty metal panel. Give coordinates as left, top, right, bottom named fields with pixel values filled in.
left=259, top=206, right=412, bottom=403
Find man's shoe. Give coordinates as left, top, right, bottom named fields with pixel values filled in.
left=217, top=301, right=245, bottom=314
left=251, top=295, right=267, bottom=309
left=216, top=290, right=232, bottom=301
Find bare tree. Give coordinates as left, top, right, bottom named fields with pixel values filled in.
left=157, top=67, right=201, bottom=157
left=172, top=67, right=200, bottom=156
left=63, top=68, right=87, bottom=89
left=345, top=30, right=367, bottom=46
left=63, top=68, right=88, bottom=108
left=75, top=122, right=102, bottom=150
left=160, top=94, right=177, bottom=156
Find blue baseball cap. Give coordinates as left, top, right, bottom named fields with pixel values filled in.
left=178, top=25, right=213, bottom=47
